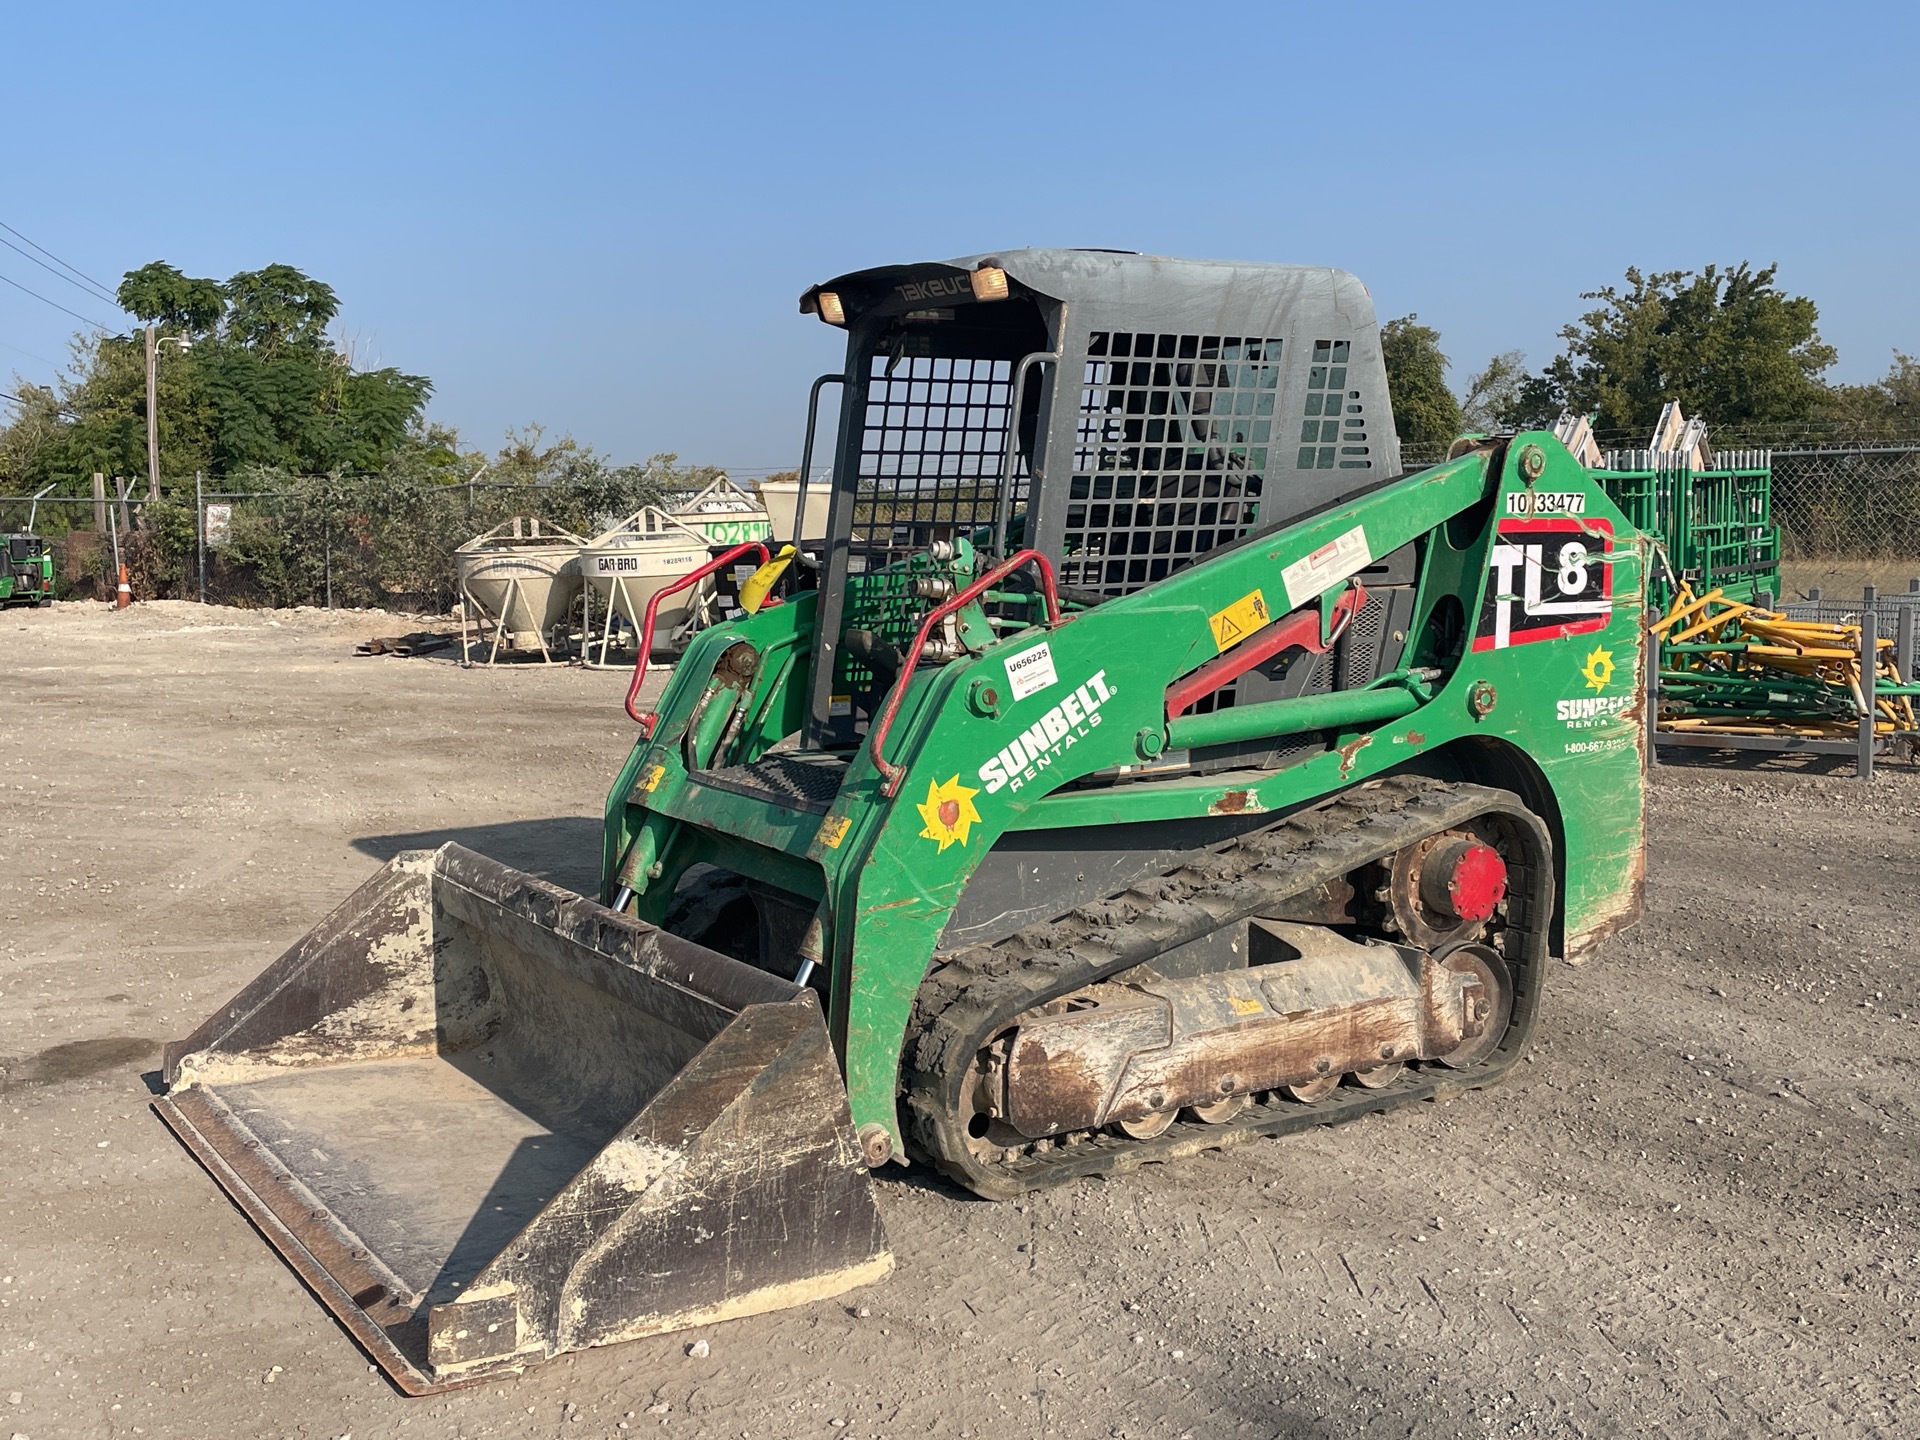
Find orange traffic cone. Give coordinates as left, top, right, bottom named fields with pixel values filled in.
left=116, top=564, right=132, bottom=610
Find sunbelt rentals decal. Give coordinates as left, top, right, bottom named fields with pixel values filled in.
left=1558, top=645, right=1625, bottom=726
left=1557, top=694, right=1632, bottom=728
left=978, top=670, right=1116, bottom=796
left=1555, top=645, right=1632, bottom=751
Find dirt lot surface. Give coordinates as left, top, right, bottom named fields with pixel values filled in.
left=3, top=600, right=1918, bottom=1440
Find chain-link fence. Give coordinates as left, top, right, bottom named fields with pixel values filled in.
left=0, top=469, right=669, bottom=610
left=13, top=430, right=1920, bottom=609
left=1762, top=445, right=1920, bottom=598
left=1403, top=433, right=1920, bottom=600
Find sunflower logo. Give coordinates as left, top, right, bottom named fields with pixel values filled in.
left=917, top=774, right=982, bottom=852
left=1581, top=646, right=1615, bottom=693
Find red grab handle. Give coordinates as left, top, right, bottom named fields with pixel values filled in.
left=867, top=549, right=1064, bottom=796
left=1162, top=582, right=1368, bottom=720
left=625, top=542, right=771, bottom=731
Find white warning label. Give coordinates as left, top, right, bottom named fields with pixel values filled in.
left=1282, top=525, right=1371, bottom=610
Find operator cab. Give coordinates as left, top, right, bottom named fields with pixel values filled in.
left=784, top=249, right=1411, bottom=773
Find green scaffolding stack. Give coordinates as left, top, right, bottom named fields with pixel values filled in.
left=1592, top=448, right=1778, bottom=612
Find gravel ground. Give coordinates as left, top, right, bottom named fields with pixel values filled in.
left=2, top=600, right=1917, bottom=1440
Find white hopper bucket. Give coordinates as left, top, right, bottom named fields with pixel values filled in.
left=454, top=517, right=587, bottom=665
left=663, top=475, right=773, bottom=549
left=754, top=474, right=830, bottom=546
left=579, top=508, right=715, bottom=666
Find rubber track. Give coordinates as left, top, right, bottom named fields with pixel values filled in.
left=903, top=775, right=1555, bottom=1199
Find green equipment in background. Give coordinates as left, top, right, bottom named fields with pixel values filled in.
left=1591, top=448, right=1778, bottom=610
left=0, top=533, right=53, bottom=606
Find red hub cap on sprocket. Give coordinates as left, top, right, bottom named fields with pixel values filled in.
left=1420, top=837, right=1508, bottom=923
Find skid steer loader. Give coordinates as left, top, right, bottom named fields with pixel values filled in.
left=156, top=249, right=1647, bottom=1392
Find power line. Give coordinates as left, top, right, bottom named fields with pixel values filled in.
left=0, top=232, right=119, bottom=307
left=0, top=220, right=115, bottom=299
left=0, top=270, right=115, bottom=331
left=1, top=388, right=80, bottom=418
left=0, top=335, right=63, bottom=368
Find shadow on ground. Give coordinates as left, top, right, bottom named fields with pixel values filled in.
left=353, top=816, right=604, bottom=894
left=0, top=1036, right=162, bottom=1097
left=1654, top=745, right=1914, bottom=778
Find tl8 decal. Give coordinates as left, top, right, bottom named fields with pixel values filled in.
left=1473, top=517, right=1614, bottom=651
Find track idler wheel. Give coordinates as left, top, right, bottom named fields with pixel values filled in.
left=1187, top=1091, right=1252, bottom=1123
left=1349, top=1061, right=1405, bottom=1090
left=1432, top=941, right=1514, bottom=1069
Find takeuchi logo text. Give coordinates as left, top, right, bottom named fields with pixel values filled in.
left=978, top=671, right=1115, bottom=795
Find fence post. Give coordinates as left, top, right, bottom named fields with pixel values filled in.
left=1898, top=605, right=1916, bottom=686
left=324, top=520, right=333, bottom=609
left=196, top=471, right=206, bottom=604
left=1857, top=599, right=1877, bottom=780
left=1644, top=619, right=1660, bottom=772
left=92, top=472, right=107, bottom=533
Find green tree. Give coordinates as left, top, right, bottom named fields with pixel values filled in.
left=1818, top=351, right=1920, bottom=439
left=0, top=260, right=430, bottom=500
left=1523, top=263, right=1835, bottom=434
left=5, top=329, right=211, bottom=496
left=1380, top=315, right=1463, bottom=456
left=1459, top=350, right=1529, bottom=433
left=0, top=381, right=68, bottom=482
left=223, top=265, right=339, bottom=351
left=117, top=261, right=226, bottom=333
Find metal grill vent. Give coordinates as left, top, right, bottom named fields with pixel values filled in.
left=852, top=355, right=1025, bottom=570
left=1297, top=339, right=1373, bottom=472
left=1335, top=589, right=1387, bottom=690
left=1062, top=332, right=1276, bottom=597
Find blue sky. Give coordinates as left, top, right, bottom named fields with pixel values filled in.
left=2, top=1, right=1913, bottom=471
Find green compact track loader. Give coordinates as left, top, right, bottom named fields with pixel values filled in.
left=1, top=532, right=53, bottom=606
left=157, top=250, right=1647, bottom=1392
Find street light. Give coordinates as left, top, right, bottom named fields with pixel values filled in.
left=145, top=326, right=192, bottom=501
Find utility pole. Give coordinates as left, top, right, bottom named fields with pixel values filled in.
left=145, top=325, right=191, bottom=501
left=196, top=470, right=206, bottom=604
left=146, top=324, right=159, bottom=500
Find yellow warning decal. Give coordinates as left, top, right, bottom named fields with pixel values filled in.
left=819, top=815, right=852, bottom=850
left=1209, top=589, right=1270, bottom=652
left=1228, top=995, right=1264, bottom=1016
left=637, top=763, right=666, bottom=795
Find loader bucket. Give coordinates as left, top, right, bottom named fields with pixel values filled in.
left=153, top=844, right=890, bottom=1394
